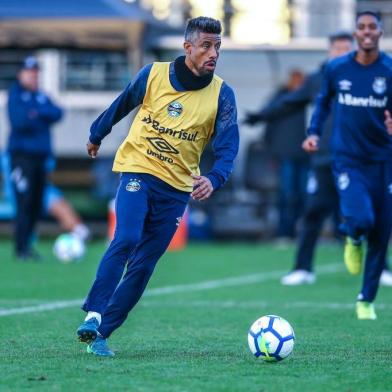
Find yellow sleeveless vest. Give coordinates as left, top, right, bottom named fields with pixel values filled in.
left=112, top=62, right=223, bottom=192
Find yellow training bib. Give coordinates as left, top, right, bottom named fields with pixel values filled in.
left=112, top=62, right=223, bottom=192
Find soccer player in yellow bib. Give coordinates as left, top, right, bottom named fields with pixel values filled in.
left=77, top=17, right=239, bottom=357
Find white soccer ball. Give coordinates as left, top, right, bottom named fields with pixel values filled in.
left=248, top=315, right=295, bottom=362
left=53, top=233, right=85, bottom=263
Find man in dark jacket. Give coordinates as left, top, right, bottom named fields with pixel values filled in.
left=7, top=56, right=63, bottom=260
left=247, top=31, right=392, bottom=286
left=246, top=69, right=308, bottom=239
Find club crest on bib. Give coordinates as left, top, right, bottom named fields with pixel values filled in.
left=126, top=179, right=141, bottom=192
left=372, top=77, right=387, bottom=94
left=167, top=101, right=183, bottom=117
left=338, top=172, right=350, bottom=190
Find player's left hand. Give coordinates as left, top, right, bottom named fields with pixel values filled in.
left=87, top=141, right=100, bottom=158
left=191, top=174, right=213, bottom=201
left=302, top=135, right=319, bottom=153
left=384, top=110, right=392, bottom=135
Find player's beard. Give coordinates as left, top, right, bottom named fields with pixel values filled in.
left=174, top=56, right=214, bottom=90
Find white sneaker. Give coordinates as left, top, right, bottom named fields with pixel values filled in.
left=280, top=270, right=316, bottom=286
left=380, top=270, right=392, bottom=286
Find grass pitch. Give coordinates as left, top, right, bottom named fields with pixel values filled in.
left=1, top=239, right=392, bottom=391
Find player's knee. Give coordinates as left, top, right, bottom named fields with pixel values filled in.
left=353, top=213, right=375, bottom=233
left=303, top=208, right=322, bottom=224
left=112, top=231, right=142, bottom=252
left=137, top=261, right=157, bottom=278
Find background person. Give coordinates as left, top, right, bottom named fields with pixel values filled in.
left=1, top=153, right=90, bottom=242
left=43, top=157, right=90, bottom=241
left=246, top=31, right=392, bottom=287
left=303, top=11, right=392, bottom=319
left=7, top=56, right=63, bottom=260
left=46, top=186, right=90, bottom=241
left=246, top=32, right=353, bottom=284
left=245, top=69, right=308, bottom=240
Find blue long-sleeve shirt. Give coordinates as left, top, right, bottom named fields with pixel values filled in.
left=308, top=51, right=392, bottom=163
left=257, top=63, right=334, bottom=166
left=7, top=81, right=63, bottom=156
left=89, top=63, right=239, bottom=190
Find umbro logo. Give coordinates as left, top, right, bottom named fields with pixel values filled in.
left=338, top=79, right=352, bottom=91
left=146, top=137, right=179, bottom=154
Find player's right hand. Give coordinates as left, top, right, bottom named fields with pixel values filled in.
left=302, top=135, right=319, bottom=153
left=191, top=174, right=213, bottom=201
left=87, top=141, right=100, bottom=158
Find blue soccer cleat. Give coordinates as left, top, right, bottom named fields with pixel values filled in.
left=87, top=335, right=115, bottom=357
left=77, top=317, right=99, bottom=343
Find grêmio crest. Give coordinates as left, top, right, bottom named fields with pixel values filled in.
left=372, top=77, right=387, bottom=94
left=167, top=101, right=183, bottom=117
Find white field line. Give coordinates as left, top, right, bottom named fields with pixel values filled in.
left=0, top=299, right=59, bottom=306
left=141, top=299, right=392, bottom=311
left=0, top=263, right=343, bottom=317
left=0, top=299, right=84, bottom=317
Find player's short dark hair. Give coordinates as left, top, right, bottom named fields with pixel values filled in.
left=328, top=31, right=354, bottom=44
left=184, top=17, right=222, bottom=42
left=356, top=10, right=382, bottom=23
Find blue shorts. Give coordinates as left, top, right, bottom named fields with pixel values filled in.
left=43, top=184, right=63, bottom=215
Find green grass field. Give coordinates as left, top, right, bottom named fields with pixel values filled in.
left=1, top=239, right=392, bottom=391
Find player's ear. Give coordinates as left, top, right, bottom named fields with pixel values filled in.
left=184, top=41, right=192, bottom=55
left=378, top=20, right=384, bottom=37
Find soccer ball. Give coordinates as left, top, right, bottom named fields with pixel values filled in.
left=53, top=233, right=85, bottom=263
left=248, top=315, right=295, bottom=362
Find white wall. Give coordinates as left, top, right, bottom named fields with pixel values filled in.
left=292, top=0, right=356, bottom=38
left=0, top=49, right=132, bottom=158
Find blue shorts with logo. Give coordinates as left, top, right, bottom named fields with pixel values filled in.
left=82, top=172, right=190, bottom=338
left=333, top=159, right=392, bottom=301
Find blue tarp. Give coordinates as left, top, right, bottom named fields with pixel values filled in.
left=0, top=0, right=155, bottom=21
